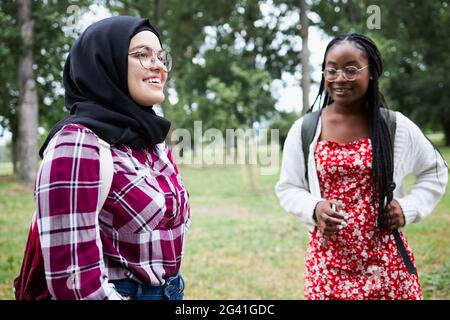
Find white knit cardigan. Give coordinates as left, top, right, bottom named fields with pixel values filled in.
left=275, top=111, right=449, bottom=232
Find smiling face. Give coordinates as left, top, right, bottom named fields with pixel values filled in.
left=127, top=31, right=167, bottom=107
left=324, top=41, right=370, bottom=107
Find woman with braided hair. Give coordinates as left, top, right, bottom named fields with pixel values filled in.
left=276, top=33, right=448, bottom=300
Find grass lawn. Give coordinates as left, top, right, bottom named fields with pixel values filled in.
left=0, top=146, right=448, bottom=300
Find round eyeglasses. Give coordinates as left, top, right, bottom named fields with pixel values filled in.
left=128, top=46, right=173, bottom=73
left=322, top=65, right=369, bottom=82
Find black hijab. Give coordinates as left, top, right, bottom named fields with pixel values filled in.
left=39, top=16, right=171, bottom=158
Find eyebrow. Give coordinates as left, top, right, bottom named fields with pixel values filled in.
left=128, top=45, right=163, bottom=53
left=326, top=60, right=361, bottom=66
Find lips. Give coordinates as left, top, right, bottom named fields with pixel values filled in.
left=142, top=75, right=163, bottom=89
left=143, top=76, right=161, bottom=84
left=332, top=87, right=352, bottom=95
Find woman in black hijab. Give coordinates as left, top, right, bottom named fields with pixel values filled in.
left=23, top=16, right=190, bottom=300
left=40, top=16, right=171, bottom=154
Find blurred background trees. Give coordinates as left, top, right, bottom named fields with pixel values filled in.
left=0, top=0, right=449, bottom=182
left=0, top=0, right=94, bottom=179
left=312, top=0, right=450, bottom=144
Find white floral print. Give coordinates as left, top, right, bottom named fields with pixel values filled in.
left=305, top=138, right=422, bottom=300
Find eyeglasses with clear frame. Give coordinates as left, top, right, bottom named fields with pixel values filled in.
left=322, top=65, right=369, bottom=82
left=128, top=46, right=173, bottom=73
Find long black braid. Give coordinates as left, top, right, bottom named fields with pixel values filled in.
left=309, top=33, right=393, bottom=230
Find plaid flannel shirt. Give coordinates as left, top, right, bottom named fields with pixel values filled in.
left=35, top=124, right=190, bottom=299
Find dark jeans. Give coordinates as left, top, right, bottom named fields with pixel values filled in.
left=110, top=274, right=184, bottom=300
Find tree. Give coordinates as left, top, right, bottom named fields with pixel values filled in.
left=269, top=110, right=300, bottom=148
left=0, top=1, right=94, bottom=178
left=17, top=0, right=38, bottom=183
left=299, top=0, right=310, bottom=115
left=106, top=0, right=306, bottom=130
left=0, top=1, right=21, bottom=173
left=311, top=0, right=450, bottom=145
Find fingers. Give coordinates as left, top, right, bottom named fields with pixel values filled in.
left=326, top=201, right=346, bottom=219
left=385, top=200, right=405, bottom=230
left=317, top=200, right=348, bottom=236
left=314, top=199, right=351, bottom=242
left=327, top=207, right=347, bottom=220
left=387, top=214, right=404, bottom=230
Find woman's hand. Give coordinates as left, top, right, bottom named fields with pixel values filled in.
left=385, top=199, right=406, bottom=230
left=313, top=200, right=347, bottom=238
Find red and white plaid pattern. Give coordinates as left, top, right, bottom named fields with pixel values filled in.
left=35, top=124, right=190, bottom=299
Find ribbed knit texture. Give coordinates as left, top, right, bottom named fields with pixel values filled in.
left=275, top=111, right=448, bottom=232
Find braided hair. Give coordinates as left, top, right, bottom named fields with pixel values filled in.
left=310, top=33, right=393, bottom=230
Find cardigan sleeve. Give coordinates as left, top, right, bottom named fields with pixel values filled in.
left=35, top=124, right=123, bottom=300
left=394, top=114, right=449, bottom=226
left=275, top=118, right=324, bottom=227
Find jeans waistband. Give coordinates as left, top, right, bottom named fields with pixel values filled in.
left=111, top=274, right=184, bottom=300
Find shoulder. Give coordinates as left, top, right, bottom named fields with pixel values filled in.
left=156, top=141, right=169, bottom=153
left=283, top=117, right=303, bottom=144
left=281, top=116, right=306, bottom=155
left=391, top=111, right=433, bottom=159
left=37, top=124, right=102, bottom=195
left=288, top=116, right=306, bottom=136
left=393, top=110, right=413, bottom=127
left=55, top=123, right=98, bottom=139
left=156, top=141, right=175, bottom=163
left=392, top=111, right=424, bottom=138
left=285, top=111, right=322, bottom=144
left=42, top=123, right=101, bottom=160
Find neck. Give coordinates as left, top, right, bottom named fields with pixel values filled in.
left=329, top=99, right=366, bottom=116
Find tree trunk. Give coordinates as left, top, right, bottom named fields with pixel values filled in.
left=347, top=0, right=357, bottom=24
left=299, top=0, right=310, bottom=115
left=248, top=130, right=259, bottom=192
left=11, top=131, right=18, bottom=175
left=17, top=0, right=38, bottom=183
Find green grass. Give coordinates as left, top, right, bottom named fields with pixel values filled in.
left=0, top=176, right=35, bottom=299
left=180, top=165, right=308, bottom=299
left=0, top=146, right=449, bottom=300
left=0, top=163, right=13, bottom=176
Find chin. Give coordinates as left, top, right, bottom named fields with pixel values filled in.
left=332, top=95, right=356, bottom=104
left=142, top=95, right=165, bottom=106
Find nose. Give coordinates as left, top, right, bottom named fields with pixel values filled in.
left=334, top=70, right=347, bottom=82
left=150, top=57, right=167, bottom=73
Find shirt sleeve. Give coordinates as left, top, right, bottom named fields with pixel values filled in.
left=35, top=124, right=123, bottom=300
left=394, top=115, right=449, bottom=226
left=275, top=118, right=324, bottom=227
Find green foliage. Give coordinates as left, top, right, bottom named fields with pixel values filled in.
left=0, top=0, right=95, bottom=140
left=3, top=0, right=448, bottom=151
left=0, top=1, right=20, bottom=135
left=269, top=110, right=300, bottom=148
left=33, top=0, right=94, bottom=130
left=104, top=0, right=304, bottom=136
left=311, top=0, right=450, bottom=144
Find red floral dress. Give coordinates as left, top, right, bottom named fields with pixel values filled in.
left=304, top=137, right=422, bottom=300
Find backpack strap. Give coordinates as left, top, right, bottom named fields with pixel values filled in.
left=379, top=109, right=417, bottom=275
left=97, top=138, right=114, bottom=209
left=379, top=108, right=397, bottom=155
left=301, top=108, right=396, bottom=185
left=301, top=110, right=322, bottom=184
left=300, top=107, right=416, bottom=274
left=379, top=108, right=397, bottom=197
